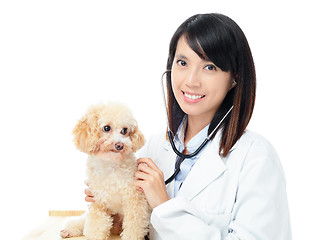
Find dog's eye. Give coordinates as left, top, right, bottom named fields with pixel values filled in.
left=121, top=128, right=128, bottom=135
left=103, top=125, right=111, bottom=132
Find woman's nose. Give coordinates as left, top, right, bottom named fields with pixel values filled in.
left=185, top=69, right=201, bottom=87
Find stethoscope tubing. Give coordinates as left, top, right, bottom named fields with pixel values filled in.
left=167, top=130, right=210, bottom=159
left=164, top=131, right=210, bottom=185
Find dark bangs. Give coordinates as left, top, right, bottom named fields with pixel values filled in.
left=183, top=14, right=237, bottom=75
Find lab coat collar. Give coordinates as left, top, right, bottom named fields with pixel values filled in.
left=163, top=129, right=239, bottom=200
left=178, top=139, right=226, bottom=200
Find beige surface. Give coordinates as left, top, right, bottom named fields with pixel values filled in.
left=23, top=211, right=121, bottom=240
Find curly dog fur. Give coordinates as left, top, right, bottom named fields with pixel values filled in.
left=60, top=102, right=150, bottom=240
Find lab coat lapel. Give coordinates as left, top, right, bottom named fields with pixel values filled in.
left=178, top=140, right=226, bottom=200
left=163, top=140, right=177, bottom=198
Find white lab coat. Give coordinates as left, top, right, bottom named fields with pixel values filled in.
left=138, top=129, right=292, bottom=240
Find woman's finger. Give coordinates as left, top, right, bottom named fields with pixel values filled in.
left=135, top=169, right=152, bottom=181
left=84, top=187, right=95, bottom=202
left=84, top=188, right=94, bottom=197
left=137, top=158, right=161, bottom=172
left=137, top=162, right=155, bottom=175
left=85, top=196, right=95, bottom=203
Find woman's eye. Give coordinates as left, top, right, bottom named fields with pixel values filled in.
left=121, top=128, right=128, bottom=135
left=204, top=64, right=217, bottom=71
left=103, top=125, right=111, bottom=132
left=177, top=60, right=187, bottom=67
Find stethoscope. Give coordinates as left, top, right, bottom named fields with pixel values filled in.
left=161, top=71, right=234, bottom=185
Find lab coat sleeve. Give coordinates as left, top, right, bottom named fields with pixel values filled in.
left=151, top=196, right=231, bottom=239
left=228, top=138, right=292, bottom=239
left=150, top=136, right=292, bottom=240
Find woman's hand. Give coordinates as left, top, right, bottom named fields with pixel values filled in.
left=84, top=181, right=95, bottom=203
left=135, top=158, right=170, bottom=209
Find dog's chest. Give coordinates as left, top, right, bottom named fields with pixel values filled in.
left=88, top=166, right=135, bottom=213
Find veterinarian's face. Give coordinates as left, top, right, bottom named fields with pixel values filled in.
left=171, top=35, right=235, bottom=124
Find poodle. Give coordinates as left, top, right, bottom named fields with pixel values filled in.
left=60, top=102, right=150, bottom=240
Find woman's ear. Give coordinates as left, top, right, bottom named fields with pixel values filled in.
left=230, top=79, right=237, bottom=90
left=130, top=125, right=145, bottom=152
left=72, top=110, right=100, bottom=154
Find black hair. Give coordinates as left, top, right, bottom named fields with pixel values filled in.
left=166, top=13, right=256, bottom=157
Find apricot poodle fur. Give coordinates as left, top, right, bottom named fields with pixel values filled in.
left=60, top=102, right=150, bottom=240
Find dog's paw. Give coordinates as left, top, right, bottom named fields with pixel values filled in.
left=60, top=229, right=72, bottom=238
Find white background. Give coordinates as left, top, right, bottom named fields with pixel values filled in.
left=0, top=0, right=326, bottom=239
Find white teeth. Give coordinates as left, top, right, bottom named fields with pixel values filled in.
left=184, top=92, right=204, bottom=99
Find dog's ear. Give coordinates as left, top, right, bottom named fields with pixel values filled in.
left=130, top=125, right=145, bottom=152
left=72, top=109, right=100, bottom=154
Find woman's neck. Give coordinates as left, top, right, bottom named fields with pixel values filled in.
left=184, top=115, right=211, bottom=146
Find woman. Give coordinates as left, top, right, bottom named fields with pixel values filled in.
left=87, top=13, right=292, bottom=239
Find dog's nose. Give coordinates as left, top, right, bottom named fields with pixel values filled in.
left=115, top=142, right=124, bottom=151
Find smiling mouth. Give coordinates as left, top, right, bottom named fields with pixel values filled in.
left=182, top=91, right=205, bottom=100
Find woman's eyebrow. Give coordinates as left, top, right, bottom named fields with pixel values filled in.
left=175, top=54, right=188, bottom=59
left=175, top=53, right=212, bottom=63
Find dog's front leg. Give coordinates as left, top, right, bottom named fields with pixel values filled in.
left=121, top=192, right=150, bottom=240
left=84, top=204, right=113, bottom=240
